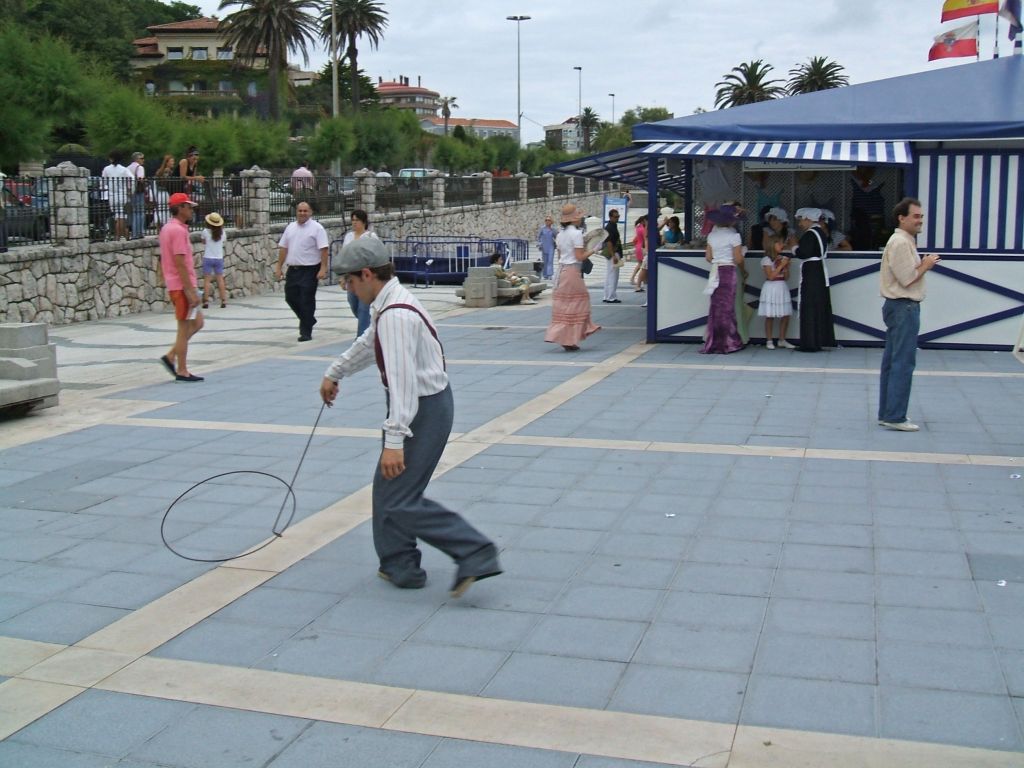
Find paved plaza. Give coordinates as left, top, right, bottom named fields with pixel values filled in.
left=1, top=263, right=1023, bottom=767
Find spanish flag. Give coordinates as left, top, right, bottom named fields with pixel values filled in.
left=941, top=0, right=998, bottom=21
left=928, top=20, right=980, bottom=59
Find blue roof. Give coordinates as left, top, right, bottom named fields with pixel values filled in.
left=633, top=57, right=1024, bottom=143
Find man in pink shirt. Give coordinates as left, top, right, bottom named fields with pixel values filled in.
left=158, top=192, right=205, bottom=382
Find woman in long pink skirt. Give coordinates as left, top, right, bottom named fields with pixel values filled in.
left=545, top=203, right=601, bottom=351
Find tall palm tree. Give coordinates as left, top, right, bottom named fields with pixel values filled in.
left=787, top=56, right=849, bottom=95
left=321, top=0, right=388, bottom=113
left=714, top=60, right=786, bottom=109
left=439, top=95, right=458, bottom=135
left=579, top=107, right=599, bottom=152
left=218, top=0, right=321, bottom=121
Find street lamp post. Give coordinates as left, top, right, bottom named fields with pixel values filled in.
left=330, top=0, right=340, bottom=177
left=506, top=15, right=531, bottom=150
left=609, top=92, right=615, bottom=124
left=573, top=66, right=582, bottom=151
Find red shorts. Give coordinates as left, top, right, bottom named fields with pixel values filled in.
left=169, top=290, right=193, bottom=321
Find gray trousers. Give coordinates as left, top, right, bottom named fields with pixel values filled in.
left=372, top=385, right=497, bottom=580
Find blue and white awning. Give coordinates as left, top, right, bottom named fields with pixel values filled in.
left=545, top=146, right=690, bottom=195
left=640, top=139, right=913, bottom=165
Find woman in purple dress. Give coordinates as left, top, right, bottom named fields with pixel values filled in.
left=701, top=206, right=745, bottom=354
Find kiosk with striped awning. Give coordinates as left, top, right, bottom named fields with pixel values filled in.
left=547, top=56, right=1024, bottom=349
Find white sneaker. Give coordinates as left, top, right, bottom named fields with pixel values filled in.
left=777, top=339, right=795, bottom=349
left=765, top=340, right=775, bottom=350
left=640, top=302, right=647, bottom=307
left=879, top=420, right=920, bottom=432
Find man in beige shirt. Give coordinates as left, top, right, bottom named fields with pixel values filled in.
left=877, top=197, right=941, bottom=432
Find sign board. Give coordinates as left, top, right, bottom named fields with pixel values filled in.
left=603, top=195, right=627, bottom=245
left=743, top=161, right=855, bottom=172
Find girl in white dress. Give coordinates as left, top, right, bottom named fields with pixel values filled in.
left=758, top=235, right=794, bottom=349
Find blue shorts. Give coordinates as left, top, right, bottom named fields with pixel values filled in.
left=202, top=258, right=224, bottom=276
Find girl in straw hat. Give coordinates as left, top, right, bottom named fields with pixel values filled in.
left=545, top=203, right=601, bottom=351
left=201, top=211, right=228, bottom=308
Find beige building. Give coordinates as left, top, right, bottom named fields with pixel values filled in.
left=376, top=76, right=440, bottom=118
left=420, top=117, right=518, bottom=142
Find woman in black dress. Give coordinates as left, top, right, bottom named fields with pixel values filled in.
left=793, top=207, right=836, bottom=352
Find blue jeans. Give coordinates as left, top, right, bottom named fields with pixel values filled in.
left=347, top=290, right=371, bottom=337
left=878, top=298, right=920, bottom=422
left=130, top=193, right=146, bottom=238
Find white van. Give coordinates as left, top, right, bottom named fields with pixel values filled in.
left=397, top=168, right=440, bottom=178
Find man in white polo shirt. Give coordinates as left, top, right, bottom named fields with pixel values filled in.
left=275, top=201, right=328, bottom=341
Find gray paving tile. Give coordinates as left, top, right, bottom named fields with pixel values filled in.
left=311, top=595, right=439, bottom=640
left=596, top=532, right=689, bottom=560
left=781, top=543, right=873, bottom=573
left=10, top=689, right=194, bottom=758
left=879, top=687, right=1022, bottom=750
left=608, top=664, right=746, bottom=723
left=0, top=741, right=128, bottom=767
left=874, top=526, right=964, bottom=552
left=741, top=675, right=876, bottom=737
left=550, top=584, right=663, bottom=622
left=0, top=563, right=102, bottom=597
left=129, top=703, right=309, bottom=767
left=873, top=505, right=956, bottom=530
left=372, top=642, right=509, bottom=695
left=213, top=586, right=339, bottom=629
left=876, top=549, right=971, bottom=579
left=0, top=600, right=130, bottom=645
left=409, top=605, right=539, bottom=651
left=576, top=555, right=678, bottom=589
left=576, top=757, right=695, bottom=768
left=151, top=618, right=297, bottom=666
left=786, top=521, right=873, bottom=548
left=0, top=534, right=80, bottom=563
left=765, top=598, right=875, bottom=640
left=998, top=650, right=1024, bottom=697
left=62, top=571, right=180, bottom=611
left=876, top=575, right=982, bottom=611
left=532, top=505, right=622, bottom=531
left=516, top=527, right=604, bottom=554
left=671, top=562, right=774, bottom=597
left=977, top=581, right=1024, bottom=615
left=633, top=624, right=757, bottom=673
left=265, top=561, right=372, bottom=595
left=686, top=537, right=780, bottom=568
left=989, top=614, right=1024, bottom=650
left=0, top=590, right=36, bottom=622
left=878, top=641, right=1007, bottom=694
left=657, top=591, right=768, bottom=630
left=771, top=569, right=874, bottom=604
left=267, top=721, right=438, bottom=768
left=256, top=627, right=400, bottom=682
left=754, top=632, right=876, bottom=684
left=878, top=606, right=991, bottom=647
left=699, top=515, right=787, bottom=543
left=521, top=615, right=646, bottom=662
left=420, top=738, right=577, bottom=768
left=482, top=652, right=626, bottom=709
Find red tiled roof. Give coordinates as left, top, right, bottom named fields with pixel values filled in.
left=378, top=82, right=439, bottom=96
left=424, top=117, right=517, bottom=129
left=147, top=17, right=221, bottom=32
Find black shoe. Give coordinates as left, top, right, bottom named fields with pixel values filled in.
left=175, top=373, right=204, bottom=382
left=159, top=355, right=176, bottom=377
left=450, top=567, right=502, bottom=599
left=297, top=334, right=312, bottom=342
left=377, top=569, right=427, bottom=589
left=609, top=299, right=621, bottom=303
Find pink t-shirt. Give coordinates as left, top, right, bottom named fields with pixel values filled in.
left=159, top=218, right=196, bottom=291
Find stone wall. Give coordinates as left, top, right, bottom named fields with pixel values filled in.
left=0, top=162, right=609, bottom=325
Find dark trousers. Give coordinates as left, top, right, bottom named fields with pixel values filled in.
left=878, top=298, right=921, bottom=423
left=284, top=264, right=319, bottom=337
left=372, top=385, right=498, bottom=581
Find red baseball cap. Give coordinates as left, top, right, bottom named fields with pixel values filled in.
left=168, top=192, right=197, bottom=206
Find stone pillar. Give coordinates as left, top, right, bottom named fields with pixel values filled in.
left=355, top=168, right=376, bottom=214
left=482, top=172, right=493, bottom=205
left=241, top=166, right=271, bottom=231
left=516, top=172, right=528, bottom=203
left=567, top=177, right=575, bottom=197
left=46, top=162, right=90, bottom=254
left=432, top=175, right=445, bottom=209
left=544, top=173, right=554, bottom=199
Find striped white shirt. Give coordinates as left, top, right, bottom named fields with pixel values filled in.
left=324, top=277, right=447, bottom=448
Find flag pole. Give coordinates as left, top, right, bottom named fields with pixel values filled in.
left=977, top=16, right=981, bottom=60
left=995, top=12, right=1000, bottom=57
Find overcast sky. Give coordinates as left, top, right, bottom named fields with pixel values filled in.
left=196, top=0, right=1013, bottom=145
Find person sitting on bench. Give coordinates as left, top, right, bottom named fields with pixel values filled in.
left=489, top=253, right=536, bottom=304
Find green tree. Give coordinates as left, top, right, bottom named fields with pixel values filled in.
left=714, top=60, right=786, bottom=109
left=620, top=106, right=673, bottom=128
left=292, top=61, right=379, bottom=115
left=483, top=136, right=520, bottom=174
left=187, top=118, right=244, bottom=172
left=439, top=95, right=458, bottom=135
left=0, top=25, right=100, bottom=167
left=349, top=109, right=419, bottom=170
left=218, top=0, right=321, bottom=121
left=593, top=123, right=631, bottom=153
left=322, top=0, right=388, bottom=113
left=787, top=56, right=849, bottom=95
left=232, top=117, right=293, bottom=167
left=306, top=117, right=357, bottom=168
left=519, top=145, right=570, bottom=177
left=579, top=107, right=600, bottom=153
left=82, top=86, right=178, bottom=160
